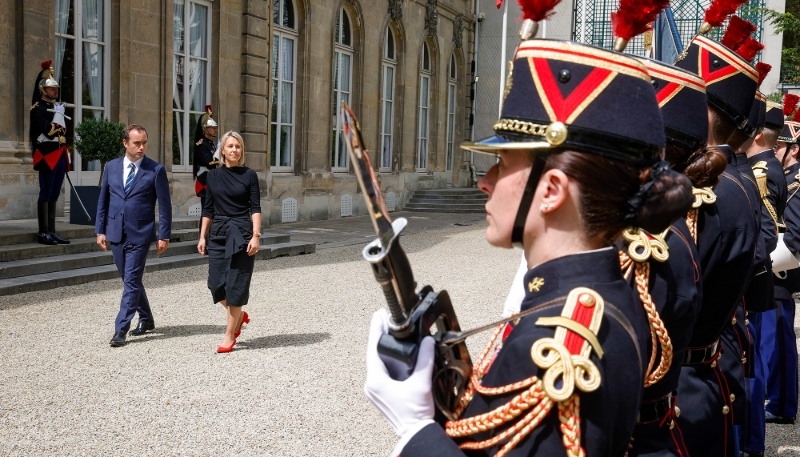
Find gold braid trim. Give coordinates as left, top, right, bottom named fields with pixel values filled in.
left=559, top=396, right=586, bottom=457
left=686, top=208, right=698, bottom=243
left=618, top=252, right=673, bottom=386
left=447, top=290, right=603, bottom=456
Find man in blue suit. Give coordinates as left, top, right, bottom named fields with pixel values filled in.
left=95, top=124, right=172, bottom=347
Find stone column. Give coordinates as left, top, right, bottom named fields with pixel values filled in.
left=241, top=0, right=269, bottom=171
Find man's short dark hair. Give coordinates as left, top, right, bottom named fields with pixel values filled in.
left=122, top=124, right=148, bottom=142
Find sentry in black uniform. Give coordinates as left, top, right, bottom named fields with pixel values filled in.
left=29, top=61, right=71, bottom=246
left=627, top=58, right=727, bottom=457
left=193, top=104, right=219, bottom=212
left=740, top=91, right=787, bottom=455
left=364, top=6, right=695, bottom=455
left=763, top=120, right=800, bottom=424
left=673, top=25, right=760, bottom=457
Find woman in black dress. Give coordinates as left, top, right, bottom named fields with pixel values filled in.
left=197, top=131, right=261, bottom=353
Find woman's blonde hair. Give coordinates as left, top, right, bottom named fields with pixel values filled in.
left=219, top=131, right=246, bottom=167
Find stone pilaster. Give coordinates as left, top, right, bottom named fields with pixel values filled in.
left=241, top=0, right=269, bottom=171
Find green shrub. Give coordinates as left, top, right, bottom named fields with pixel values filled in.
left=74, top=117, right=125, bottom=185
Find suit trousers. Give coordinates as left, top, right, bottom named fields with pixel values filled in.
left=111, top=234, right=152, bottom=333
left=763, top=298, right=799, bottom=419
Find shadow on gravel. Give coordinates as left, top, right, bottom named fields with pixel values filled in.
left=125, top=324, right=227, bottom=344
left=238, top=332, right=331, bottom=350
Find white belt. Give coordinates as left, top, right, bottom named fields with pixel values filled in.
left=37, top=134, right=59, bottom=144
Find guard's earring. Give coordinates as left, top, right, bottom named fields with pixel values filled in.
left=540, top=203, right=551, bottom=214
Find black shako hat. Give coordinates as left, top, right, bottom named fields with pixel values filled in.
left=462, top=40, right=664, bottom=164
left=742, top=92, right=767, bottom=136
left=765, top=101, right=784, bottom=131
left=675, top=34, right=758, bottom=130
left=637, top=58, right=707, bottom=150
left=779, top=121, right=800, bottom=144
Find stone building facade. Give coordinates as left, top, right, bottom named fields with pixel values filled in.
left=0, top=0, right=477, bottom=223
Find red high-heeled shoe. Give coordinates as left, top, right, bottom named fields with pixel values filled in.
left=216, top=339, right=236, bottom=353
left=234, top=311, right=250, bottom=338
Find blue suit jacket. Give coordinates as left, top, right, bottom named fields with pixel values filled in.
left=95, top=155, right=172, bottom=245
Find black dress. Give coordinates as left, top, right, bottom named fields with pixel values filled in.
left=202, top=166, right=261, bottom=307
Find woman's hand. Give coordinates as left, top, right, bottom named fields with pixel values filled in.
left=364, top=309, right=435, bottom=443
left=197, top=237, right=207, bottom=256
left=246, top=236, right=260, bottom=256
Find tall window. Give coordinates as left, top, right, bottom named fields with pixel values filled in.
left=173, top=0, right=212, bottom=170
left=331, top=8, right=353, bottom=171
left=446, top=54, right=457, bottom=172
left=417, top=42, right=432, bottom=171
left=380, top=27, right=396, bottom=171
left=271, top=0, right=297, bottom=171
left=55, top=0, right=110, bottom=174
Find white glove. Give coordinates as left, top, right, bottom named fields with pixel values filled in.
left=365, top=308, right=435, bottom=451
left=54, top=103, right=66, bottom=114
left=51, top=103, right=68, bottom=127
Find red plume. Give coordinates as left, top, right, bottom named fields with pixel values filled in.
left=783, top=94, right=800, bottom=116
left=720, top=16, right=757, bottom=50
left=611, top=0, right=669, bottom=41
left=755, top=62, right=772, bottom=87
left=704, top=0, right=749, bottom=29
left=40, top=60, right=52, bottom=70
left=792, top=109, right=800, bottom=122
left=517, top=0, right=563, bottom=22
left=205, top=104, right=213, bottom=115
left=735, top=38, right=764, bottom=62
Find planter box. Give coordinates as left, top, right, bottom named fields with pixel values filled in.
left=70, top=186, right=101, bottom=226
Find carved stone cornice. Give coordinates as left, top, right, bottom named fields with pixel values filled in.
left=425, top=0, right=438, bottom=37
left=453, top=14, right=463, bottom=48
left=388, top=0, right=402, bottom=21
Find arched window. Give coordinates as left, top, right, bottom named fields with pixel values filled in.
left=446, top=53, right=458, bottom=172
left=380, top=26, right=397, bottom=171
left=332, top=8, right=353, bottom=171
left=417, top=42, right=432, bottom=171
left=271, top=0, right=297, bottom=171
left=172, top=0, right=212, bottom=172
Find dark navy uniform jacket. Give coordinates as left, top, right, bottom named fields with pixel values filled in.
left=193, top=137, right=217, bottom=197
left=29, top=100, right=66, bottom=172
left=628, top=219, right=702, bottom=456
left=775, top=162, right=800, bottom=296
left=676, top=147, right=757, bottom=456
left=688, top=148, right=757, bottom=346
left=401, top=248, right=649, bottom=457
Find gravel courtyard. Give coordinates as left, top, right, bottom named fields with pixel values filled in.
left=0, top=222, right=798, bottom=456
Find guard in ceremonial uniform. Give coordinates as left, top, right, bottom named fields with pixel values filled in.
left=740, top=92, right=787, bottom=456
left=764, top=119, right=800, bottom=425
left=673, top=12, right=760, bottom=457
left=29, top=61, right=71, bottom=246
left=193, top=105, right=219, bottom=212
left=364, top=3, right=696, bottom=456
left=627, top=58, right=724, bottom=457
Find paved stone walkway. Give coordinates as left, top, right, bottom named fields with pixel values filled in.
left=0, top=215, right=797, bottom=456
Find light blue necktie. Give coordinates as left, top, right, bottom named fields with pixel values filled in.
left=124, top=163, right=136, bottom=194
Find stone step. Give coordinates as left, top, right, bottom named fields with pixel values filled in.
left=0, top=228, right=206, bottom=263
left=0, top=233, right=291, bottom=280
left=413, top=189, right=485, bottom=196
left=0, top=240, right=315, bottom=296
left=0, top=217, right=200, bottom=247
left=404, top=203, right=486, bottom=213
left=407, top=197, right=487, bottom=205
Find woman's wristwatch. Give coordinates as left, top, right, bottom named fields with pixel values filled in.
left=253, top=232, right=261, bottom=238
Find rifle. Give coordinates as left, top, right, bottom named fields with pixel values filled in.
left=340, top=103, right=472, bottom=420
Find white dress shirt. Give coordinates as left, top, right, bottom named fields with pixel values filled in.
left=122, top=156, right=144, bottom=185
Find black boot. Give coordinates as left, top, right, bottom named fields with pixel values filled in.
left=37, top=201, right=57, bottom=246
left=47, top=202, right=70, bottom=244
